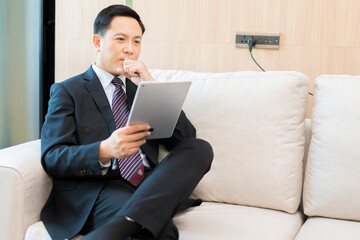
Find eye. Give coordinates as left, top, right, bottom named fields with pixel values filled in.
left=116, top=38, right=125, bottom=41
left=134, top=40, right=141, bottom=45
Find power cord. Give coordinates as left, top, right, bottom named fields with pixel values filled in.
left=247, top=38, right=314, bottom=96
left=247, top=38, right=265, bottom=72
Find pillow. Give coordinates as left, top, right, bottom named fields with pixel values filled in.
left=151, top=70, right=309, bottom=213
left=303, top=75, right=360, bottom=221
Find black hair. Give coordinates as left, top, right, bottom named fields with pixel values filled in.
left=94, top=4, right=145, bottom=36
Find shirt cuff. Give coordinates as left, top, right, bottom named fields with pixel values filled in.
left=99, top=159, right=111, bottom=168
left=99, top=159, right=112, bottom=176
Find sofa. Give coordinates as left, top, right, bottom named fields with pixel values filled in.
left=1, top=70, right=360, bottom=240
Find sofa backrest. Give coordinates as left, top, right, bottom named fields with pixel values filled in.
left=151, top=70, right=309, bottom=214
left=303, top=75, right=360, bottom=221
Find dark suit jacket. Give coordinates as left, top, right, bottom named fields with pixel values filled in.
left=40, top=66, right=196, bottom=239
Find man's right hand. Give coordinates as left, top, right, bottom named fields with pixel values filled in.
left=99, top=124, right=151, bottom=163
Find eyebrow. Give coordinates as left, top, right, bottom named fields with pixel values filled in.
left=113, top=33, right=142, bottom=39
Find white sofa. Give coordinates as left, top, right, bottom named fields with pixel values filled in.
left=1, top=71, right=359, bottom=240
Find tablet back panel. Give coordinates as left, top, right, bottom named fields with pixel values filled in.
left=128, top=81, right=191, bottom=139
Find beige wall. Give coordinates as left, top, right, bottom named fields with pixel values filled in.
left=55, top=0, right=125, bottom=83
left=56, top=0, right=360, bottom=117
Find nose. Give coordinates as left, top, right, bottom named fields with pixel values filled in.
left=123, top=41, right=134, bottom=55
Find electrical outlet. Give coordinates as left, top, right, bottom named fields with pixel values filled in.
left=235, top=32, right=280, bottom=49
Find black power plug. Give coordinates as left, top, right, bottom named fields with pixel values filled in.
left=247, top=38, right=265, bottom=72
left=247, top=38, right=255, bottom=52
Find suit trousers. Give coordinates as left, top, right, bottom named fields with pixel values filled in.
left=81, top=138, right=213, bottom=239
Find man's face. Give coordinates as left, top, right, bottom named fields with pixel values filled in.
left=94, top=16, right=142, bottom=76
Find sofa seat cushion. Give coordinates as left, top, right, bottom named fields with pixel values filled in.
left=173, top=202, right=304, bottom=240
left=25, top=202, right=304, bottom=240
left=295, top=217, right=360, bottom=240
left=25, top=221, right=83, bottom=240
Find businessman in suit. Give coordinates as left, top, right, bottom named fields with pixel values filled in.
left=40, top=4, right=213, bottom=240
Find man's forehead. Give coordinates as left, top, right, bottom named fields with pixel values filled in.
left=109, top=16, right=142, bottom=32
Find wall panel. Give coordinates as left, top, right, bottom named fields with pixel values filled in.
left=55, top=0, right=125, bottom=82
left=133, top=0, right=360, bottom=117
left=56, top=0, right=360, bottom=117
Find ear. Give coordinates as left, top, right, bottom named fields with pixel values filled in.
left=93, top=34, right=102, bottom=52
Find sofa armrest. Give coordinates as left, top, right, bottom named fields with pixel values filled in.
left=0, top=140, right=52, bottom=240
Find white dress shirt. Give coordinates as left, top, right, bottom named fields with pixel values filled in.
left=92, top=63, right=150, bottom=173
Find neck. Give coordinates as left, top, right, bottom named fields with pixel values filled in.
left=94, top=61, right=117, bottom=77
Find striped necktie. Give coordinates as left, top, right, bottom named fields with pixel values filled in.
left=111, top=78, right=144, bottom=187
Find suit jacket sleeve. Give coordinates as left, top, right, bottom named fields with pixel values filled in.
left=159, top=110, right=196, bottom=150
left=41, top=83, right=103, bottom=179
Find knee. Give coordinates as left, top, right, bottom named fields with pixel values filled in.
left=184, top=138, right=214, bottom=173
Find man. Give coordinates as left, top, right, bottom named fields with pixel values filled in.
left=41, top=4, right=213, bottom=240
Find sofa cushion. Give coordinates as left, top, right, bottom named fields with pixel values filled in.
left=26, top=205, right=304, bottom=240
left=173, top=202, right=304, bottom=240
left=25, top=221, right=83, bottom=240
left=303, top=75, right=360, bottom=221
left=151, top=70, right=309, bottom=213
left=295, top=217, right=360, bottom=240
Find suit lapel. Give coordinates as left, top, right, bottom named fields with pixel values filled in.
left=125, top=78, right=137, bottom=110
left=83, top=66, right=116, bottom=134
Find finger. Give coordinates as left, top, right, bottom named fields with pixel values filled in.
left=123, top=59, right=133, bottom=73
left=127, top=138, right=147, bottom=148
left=123, top=59, right=137, bottom=66
left=116, top=69, right=131, bottom=79
left=124, top=124, right=150, bottom=134
left=116, top=65, right=131, bottom=79
left=123, top=61, right=138, bottom=71
left=126, top=131, right=150, bottom=142
left=124, top=61, right=139, bottom=68
left=124, top=60, right=141, bottom=69
left=117, top=140, right=146, bottom=158
left=128, top=66, right=140, bottom=77
left=118, top=129, right=150, bottom=143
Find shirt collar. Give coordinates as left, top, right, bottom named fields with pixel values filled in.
left=92, top=63, right=126, bottom=89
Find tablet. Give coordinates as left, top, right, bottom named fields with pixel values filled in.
left=127, top=81, right=192, bottom=139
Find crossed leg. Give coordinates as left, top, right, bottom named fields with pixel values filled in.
left=82, top=138, right=213, bottom=240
